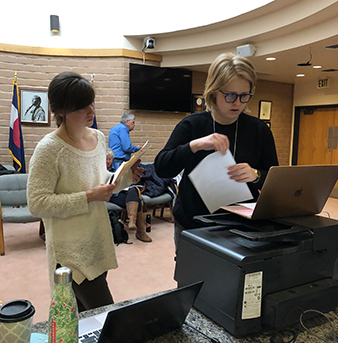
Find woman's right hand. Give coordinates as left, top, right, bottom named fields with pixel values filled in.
left=189, top=133, right=230, bottom=155
left=86, top=182, right=117, bottom=203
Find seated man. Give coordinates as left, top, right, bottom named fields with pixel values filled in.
left=108, top=112, right=141, bottom=172
left=106, top=148, right=152, bottom=243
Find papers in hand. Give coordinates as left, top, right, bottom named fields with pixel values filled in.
left=188, top=151, right=253, bottom=213
left=109, top=141, right=150, bottom=189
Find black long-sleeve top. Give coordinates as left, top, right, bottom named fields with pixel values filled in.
left=154, top=111, right=279, bottom=229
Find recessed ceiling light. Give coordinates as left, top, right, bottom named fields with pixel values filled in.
left=313, top=65, right=322, bottom=69
left=266, top=57, right=276, bottom=61
left=296, top=74, right=305, bottom=77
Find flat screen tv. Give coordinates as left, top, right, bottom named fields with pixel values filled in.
left=129, top=63, right=192, bottom=113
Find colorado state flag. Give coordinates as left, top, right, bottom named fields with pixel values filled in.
left=8, top=79, right=26, bottom=173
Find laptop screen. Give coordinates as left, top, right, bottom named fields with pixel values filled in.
left=98, top=281, right=203, bottom=343
left=222, top=165, right=338, bottom=220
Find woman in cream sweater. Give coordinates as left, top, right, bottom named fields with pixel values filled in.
left=27, top=72, right=142, bottom=311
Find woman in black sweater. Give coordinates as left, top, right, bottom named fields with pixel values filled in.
left=154, top=53, right=278, bottom=249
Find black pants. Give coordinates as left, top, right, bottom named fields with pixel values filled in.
left=109, top=187, right=142, bottom=212
left=56, top=264, right=113, bottom=312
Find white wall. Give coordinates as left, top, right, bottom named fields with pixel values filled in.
left=1, top=0, right=272, bottom=49
left=294, top=77, right=338, bottom=107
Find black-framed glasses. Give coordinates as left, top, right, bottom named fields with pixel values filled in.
left=219, top=90, right=253, bottom=104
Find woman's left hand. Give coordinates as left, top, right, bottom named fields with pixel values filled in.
left=86, top=182, right=118, bottom=203
left=227, top=163, right=257, bottom=183
left=131, top=159, right=144, bottom=184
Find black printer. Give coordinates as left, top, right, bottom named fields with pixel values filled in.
left=174, top=213, right=338, bottom=337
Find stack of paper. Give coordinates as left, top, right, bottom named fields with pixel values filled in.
left=188, top=151, right=253, bottom=213
left=108, top=141, right=151, bottom=192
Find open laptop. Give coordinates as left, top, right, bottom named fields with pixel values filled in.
left=221, top=165, right=338, bottom=220
left=78, top=281, right=203, bottom=343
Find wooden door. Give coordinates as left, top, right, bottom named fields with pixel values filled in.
left=297, top=108, right=335, bottom=165
left=297, top=107, right=338, bottom=188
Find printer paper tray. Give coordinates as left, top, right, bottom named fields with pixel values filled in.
left=229, top=227, right=313, bottom=242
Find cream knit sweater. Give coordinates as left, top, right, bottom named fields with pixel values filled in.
left=27, top=130, right=118, bottom=287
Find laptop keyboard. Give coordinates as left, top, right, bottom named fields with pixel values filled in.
left=79, top=329, right=101, bottom=343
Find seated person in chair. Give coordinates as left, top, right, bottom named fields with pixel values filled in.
left=106, top=148, right=152, bottom=243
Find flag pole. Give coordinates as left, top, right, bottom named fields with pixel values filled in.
left=90, top=73, right=98, bottom=129
left=9, top=71, right=26, bottom=173
left=12, top=71, right=17, bottom=170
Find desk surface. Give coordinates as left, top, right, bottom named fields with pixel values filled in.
left=32, top=292, right=338, bottom=343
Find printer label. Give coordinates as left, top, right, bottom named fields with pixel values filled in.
left=241, top=271, right=263, bottom=320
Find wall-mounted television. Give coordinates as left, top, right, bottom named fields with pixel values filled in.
left=129, top=63, right=192, bottom=113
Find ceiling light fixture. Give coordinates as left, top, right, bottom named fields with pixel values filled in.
left=296, top=74, right=305, bottom=77
left=313, top=65, right=322, bottom=69
left=297, top=47, right=312, bottom=66
left=266, top=57, right=276, bottom=61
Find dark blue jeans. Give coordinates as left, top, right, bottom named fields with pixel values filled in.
left=111, top=158, right=125, bottom=172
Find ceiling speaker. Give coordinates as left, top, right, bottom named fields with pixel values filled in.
left=236, top=44, right=257, bottom=57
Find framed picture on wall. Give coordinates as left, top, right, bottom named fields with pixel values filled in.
left=259, top=100, right=272, bottom=121
left=20, top=88, right=50, bottom=126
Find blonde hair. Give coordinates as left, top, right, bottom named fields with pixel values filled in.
left=203, top=53, right=257, bottom=113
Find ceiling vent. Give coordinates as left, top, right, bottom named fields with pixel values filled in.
left=325, top=44, right=338, bottom=49
left=322, top=69, right=338, bottom=72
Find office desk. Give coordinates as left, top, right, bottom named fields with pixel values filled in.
left=32, top=292, right=338, bottom=342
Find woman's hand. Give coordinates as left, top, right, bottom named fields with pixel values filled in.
left=189, top=133, right=229, bottom=155
left=86, top=182, right=117, bottom=203
left=131, top=159, right=144, bottom=184
left=227, top=163, right=257, bottom=183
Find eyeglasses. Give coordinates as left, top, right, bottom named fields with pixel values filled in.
left=219, top=90, right=253, bottom=104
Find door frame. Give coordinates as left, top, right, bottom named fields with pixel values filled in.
left=292, top=104, right=338, bottom=165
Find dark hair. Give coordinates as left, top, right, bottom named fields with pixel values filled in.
left=48, top=72, right=95, bottom=127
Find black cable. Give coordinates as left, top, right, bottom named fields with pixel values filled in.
left=269, top=307, right=304, bottom=343
left=275, top=306, right=304, bottom=334
left=270, top=329, right=298, bottom=343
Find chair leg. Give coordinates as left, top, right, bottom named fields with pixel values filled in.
left=0, top=206, right=5, bottom=255
left=169, top=201, right=174, bottom=223
left=39, top=220, right=45, bottom=242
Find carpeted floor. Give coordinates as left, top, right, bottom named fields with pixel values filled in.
left=2, top=199, right=338, bottom=325
left=0, top=210, right=176, bottom=324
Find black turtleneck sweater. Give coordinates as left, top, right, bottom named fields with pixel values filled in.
left=154, top=111, right=279, bottom=229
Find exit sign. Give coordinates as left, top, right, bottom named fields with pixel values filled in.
left=317, top=78, right=329, bottom=89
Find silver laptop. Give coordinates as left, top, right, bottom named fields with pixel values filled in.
left=222, top=165, right=338, bottom=220
left=78, top=281, right=203, bottom=343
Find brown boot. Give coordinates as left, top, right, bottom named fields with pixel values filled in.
left=135, top=212, right=152, bottom=243
left=126, top=201, right=139, bottom=230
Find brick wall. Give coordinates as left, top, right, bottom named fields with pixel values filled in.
left=251, top=80, right=294, bottom=166
left=0, top=51, right=293, bottom=169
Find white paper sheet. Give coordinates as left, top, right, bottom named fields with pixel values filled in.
left=236, top=202, right=256, bottom=210
left=188, top=151, right=253, bottom=213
